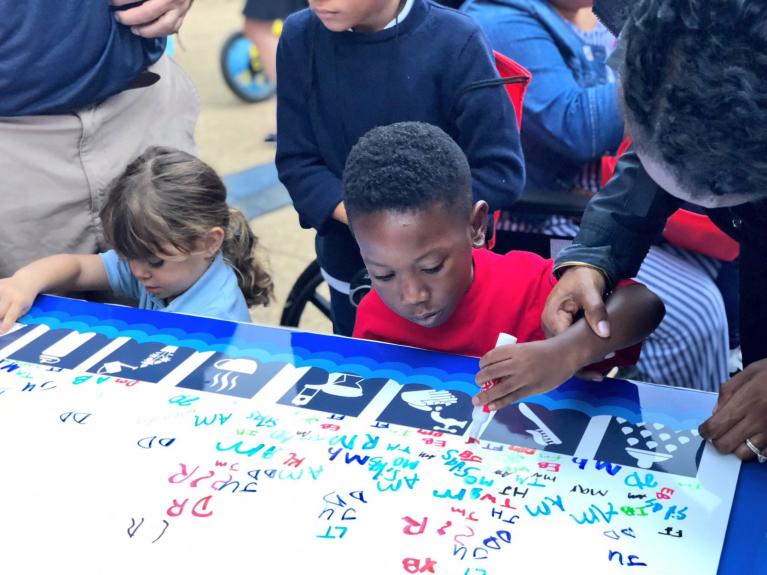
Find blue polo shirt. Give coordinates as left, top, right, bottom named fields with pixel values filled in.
left=100, top=250, right=251, bottom=323
left=0, top=1, right=166, bottom=116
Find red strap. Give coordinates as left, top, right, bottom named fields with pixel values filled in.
left=493, top=51, right=531, bottom=130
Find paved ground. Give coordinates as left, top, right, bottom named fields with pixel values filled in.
left=173, top=0, right=331, bottom=333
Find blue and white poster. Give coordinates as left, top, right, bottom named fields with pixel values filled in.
left=0, top=295, right=756, bottom=575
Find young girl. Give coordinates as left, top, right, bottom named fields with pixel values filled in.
left=0, top=146, right=273, bottom=331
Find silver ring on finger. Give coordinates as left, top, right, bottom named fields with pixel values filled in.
left=745, top=438, right=767, bottom=463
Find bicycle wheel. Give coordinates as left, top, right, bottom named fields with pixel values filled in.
left=219, top=31, right=275, bottom=103
left=280, top=260, right=332, bottom=328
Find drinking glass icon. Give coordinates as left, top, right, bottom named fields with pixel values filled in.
left=210, top=358, right=258, bottom=392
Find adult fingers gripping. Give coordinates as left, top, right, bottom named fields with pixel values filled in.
left=713, top=368, right=752, bottom=413
left=699, top=385, right=749, bottom=445
left=580, top=285, right=610, bottom=338
left=542, top=287, right=577, bottom=337
left=131, top=9, right=184, bottom=37
left=112, top=0, right=191, bottom=36
left=542, top=267, right=608, bottom=338
left=700, top=364, right=767, bottom=454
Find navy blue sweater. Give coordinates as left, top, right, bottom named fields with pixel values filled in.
left=276, top=0, right=524, bottom=281
left=1, top=1, right=165, bottom=115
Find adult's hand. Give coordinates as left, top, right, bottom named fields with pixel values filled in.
left=542, top=266, right=610, bottom=338
left=111, top=0, right=194, bottom=38
left=699, top=359, right=767, bottom=462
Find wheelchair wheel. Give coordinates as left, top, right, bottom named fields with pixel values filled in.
left=219, top=31, right=274, bottom=103
left=280, top=260, right=332, bottom=328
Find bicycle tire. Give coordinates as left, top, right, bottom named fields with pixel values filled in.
left=219, top=31, right=275, bottom=103
left=280, top=260, right=332, bottom=327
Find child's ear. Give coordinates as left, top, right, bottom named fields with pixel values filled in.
left=469, top=201, right=489, bottom=247
left=202, top=226, right=226, bottom=257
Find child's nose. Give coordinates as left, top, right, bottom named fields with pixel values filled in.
left=130, top=262, right=152, bottom=279
left=400, top=277, right=428, bottom=305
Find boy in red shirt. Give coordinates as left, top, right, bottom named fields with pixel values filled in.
left=346, top=122, right=665, bottom=411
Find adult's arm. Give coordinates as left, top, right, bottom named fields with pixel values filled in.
left=448, top=27, right=526, bottom=211
left=544, top=148, right=680, bottom=337
left=554, top=147, right=681, bottom=286
left=111, top=0, right=194, bottom=37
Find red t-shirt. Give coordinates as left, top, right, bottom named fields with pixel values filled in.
left=353, top=248, right=640, bottom=366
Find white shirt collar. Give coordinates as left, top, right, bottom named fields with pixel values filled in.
left=384, top=0, right=415, bottom=29
left=350, top=0, right=415, bottom=32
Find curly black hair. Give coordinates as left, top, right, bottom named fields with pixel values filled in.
left=343, top=122, right=472, bottom=222
left=623, top=0, right=767, bottom=198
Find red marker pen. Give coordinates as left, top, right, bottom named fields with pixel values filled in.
left=468, top=332, right=517, bottom=442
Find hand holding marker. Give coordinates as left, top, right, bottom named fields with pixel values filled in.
left=468, top=332, right=517, bottom=442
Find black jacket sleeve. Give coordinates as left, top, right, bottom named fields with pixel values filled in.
left=554, top=147, right=681, bottom=286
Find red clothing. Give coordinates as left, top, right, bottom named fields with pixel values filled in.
left=353, top=248, right=640, bottom=365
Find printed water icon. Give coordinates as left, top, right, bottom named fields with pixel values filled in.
left=481, top=402, right=590, bottom=454
left=177, top=353, right=285, bottom=399
left=9, top=329, right=110, bottom=369
left=278, top=367, right=389, bottom=417
left=376, top=384, right=472, bottom=435
left=93, top=342, right=195, bottom=383
left=594, top=417, right=704, bottom=477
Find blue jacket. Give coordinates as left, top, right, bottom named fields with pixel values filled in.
left=276, top=0, right=524, bottom=282
left=462, top=0, right=624, bottom=191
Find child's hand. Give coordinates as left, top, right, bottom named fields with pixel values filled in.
left=474, top=340, right=579, bottom=410
left=0, top=277, right=38, bottom=334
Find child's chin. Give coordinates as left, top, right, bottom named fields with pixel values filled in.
left=315, top=14, right=349, bottom=32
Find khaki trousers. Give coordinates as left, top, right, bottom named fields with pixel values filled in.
left=0, top=55, right=199, bottom=277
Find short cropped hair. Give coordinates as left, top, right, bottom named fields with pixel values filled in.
left=623, top=0, right=767, bottom=198
left=343, top=122, right=473, bottom=221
